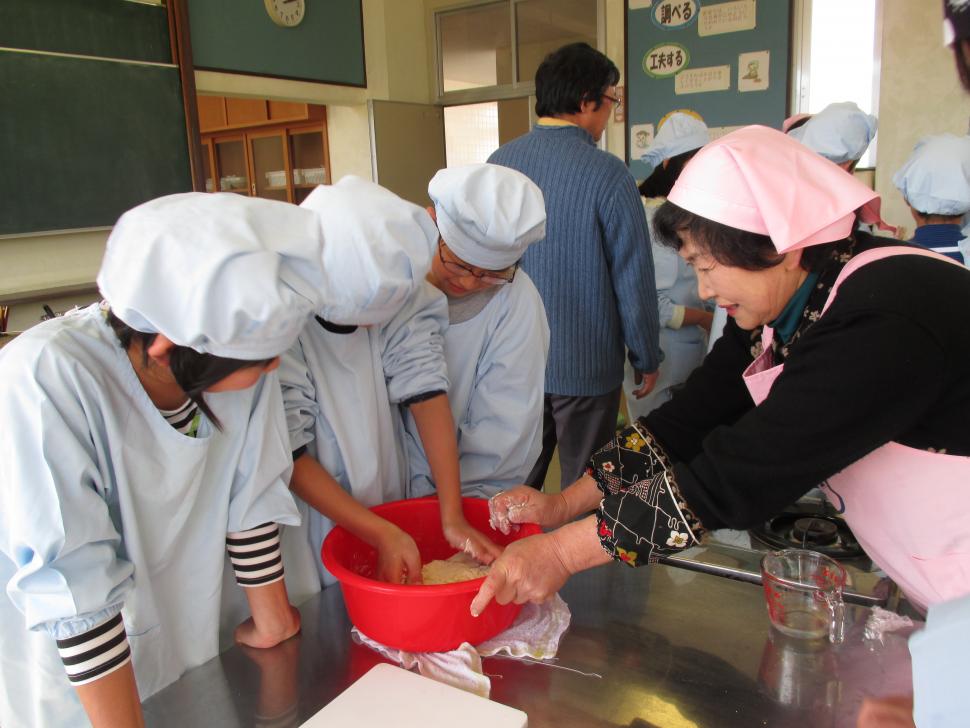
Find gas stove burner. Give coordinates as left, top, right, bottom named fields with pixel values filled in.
left=791, top=517, right=839, bottom=547
left=749, top=505, right=865, bottom=560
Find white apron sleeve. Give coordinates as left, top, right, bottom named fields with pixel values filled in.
left=278, top=335, right=320, bottom=454
left=458, top=279, right=549, bottom=493
left=0, top=344, right=133, bottom=640
left=910, top=593, right=970, bottom=727
left=224, top=371, right=301, bottom=533
left=381, top=281, right=450, bottom=404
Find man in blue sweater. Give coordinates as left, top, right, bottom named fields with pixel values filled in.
left=488, top=42, right=660, bottom=489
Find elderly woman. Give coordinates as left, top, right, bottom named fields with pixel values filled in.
left=472, top=125, right=970, bottom=620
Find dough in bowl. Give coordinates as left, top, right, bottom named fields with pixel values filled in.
left=421, top=551, right=490, bottom=585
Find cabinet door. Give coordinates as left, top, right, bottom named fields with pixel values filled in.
left=197, top=95, right=227, bottom=133
left=213, top=136, right=250, bottom=194
left=226, top=98, right=268, bottom=127
left=289, top=126, right=329, bottom=205
left=247, top=130, right=290, bottom=203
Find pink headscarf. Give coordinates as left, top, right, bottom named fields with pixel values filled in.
left=667, top=125, right=891, bottom=253
left=782, top=113, right=812, bottom=133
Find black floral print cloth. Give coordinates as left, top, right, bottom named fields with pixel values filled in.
left=591, top=421, right=706, bottom=567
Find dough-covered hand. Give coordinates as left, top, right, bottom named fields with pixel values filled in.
left=375, top=523, right=424, bottom=584
left=488, top=486, right=567, bottom=535
left=470, top=532, right=570, bottom=616
left=443, top=515, right=502, bottom=564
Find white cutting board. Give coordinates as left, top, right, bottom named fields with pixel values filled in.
left=300, top=663, right=528, bottom=727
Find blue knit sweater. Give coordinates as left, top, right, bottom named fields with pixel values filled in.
left=489, top=123, right=660, bottom=396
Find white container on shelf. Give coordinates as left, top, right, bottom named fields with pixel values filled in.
left=265, top=170, right=287, bottom=187
left=302, top=167, right=327, bottom=185
left=292, top=168, right=304, bottom=184
left=222, top=175, right=246, bottom=190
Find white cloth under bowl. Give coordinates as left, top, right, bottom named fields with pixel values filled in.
left=352, top=594, right=572, bottom=698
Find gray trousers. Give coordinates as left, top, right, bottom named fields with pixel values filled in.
left=525, top=387, right=622, bottom=491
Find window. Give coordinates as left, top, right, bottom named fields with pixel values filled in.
left=439, top=3, right=513, bottom=92
left=444, top=102, right=499, bottom=165
left=436, top=0, right=600, bottom=101
left=514, top=0, right=598, bottom=83
left=792, top=0, right=881, bottom=167
left=443, top=97, right=534, bottom=166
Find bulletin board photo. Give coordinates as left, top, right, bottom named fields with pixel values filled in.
left=625, top=0, right=793, bottom=179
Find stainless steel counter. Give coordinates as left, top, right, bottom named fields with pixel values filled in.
left=143, top=563, right=918, bottom=727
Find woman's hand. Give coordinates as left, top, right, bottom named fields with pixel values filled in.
left=442, top=514, right=503, bottom=564
left=471, top=516, right=612, bottom=616
left=234, top=604, right=301, bottom=649
left=469, top=532, right=571, bottom=616
left=488, top=486, right=569, bottom=535
left=375, top=523, right=424, bottom=584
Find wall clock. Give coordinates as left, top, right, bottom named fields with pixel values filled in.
left=264, top=0, right=305, bottom=27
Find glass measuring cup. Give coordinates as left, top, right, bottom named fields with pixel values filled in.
left=761, top=549, right=847, bottom=644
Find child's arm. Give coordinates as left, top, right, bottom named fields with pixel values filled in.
left=74, top=658, right=144, bottom=728
left=290, top=453, right=423, bottom=584
left=410, top=393, right=502, bottom=563
left=226, top=523, right=300, bottom=648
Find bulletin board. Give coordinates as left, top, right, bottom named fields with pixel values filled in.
left=625, top=0, right=792, bottom=179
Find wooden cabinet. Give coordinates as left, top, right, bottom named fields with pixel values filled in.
left=197, top=95, right=327, bottom=133
left=199, top=96, right=330, bottom=204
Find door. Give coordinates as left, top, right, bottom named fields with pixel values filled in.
left=248, top=130, right=290, bottom=202
left=368, top=100, right=446, bottom=208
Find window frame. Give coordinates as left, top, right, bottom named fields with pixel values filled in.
left=433, top=0, right=605, bottom=107
left=789, top=0, right=884, bottom=169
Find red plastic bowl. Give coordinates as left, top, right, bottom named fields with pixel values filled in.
left=322, top=496, right=541, bottom=652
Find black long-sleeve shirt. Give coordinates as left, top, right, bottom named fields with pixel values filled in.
left=593, top=235, right=970, bottom=566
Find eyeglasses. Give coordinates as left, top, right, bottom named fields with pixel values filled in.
left=438, top=241, right=517, bottom=284
left=602, top=92, right=622, bottom=110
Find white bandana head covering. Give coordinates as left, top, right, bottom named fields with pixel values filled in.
left=640, top=113, right=710, bottom=175
left=787, top=101, right=878, bottom=164
left=300, top=177, right=437, bottom=326
left=428, top=163, right=546, bottom=270
left=98, top=192, right=325, bottom=360
left=893, top=134, right=970, bottom=217
left=668, top=125, right=890, bottom=254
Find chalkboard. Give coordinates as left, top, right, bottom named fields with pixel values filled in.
left=187, top=0, right=365, bottom=87
left=0, top=51, right=191, bottom=235
left=626, top=0, right=791, bottom=179
left=0, top=0, right=171, bottom=64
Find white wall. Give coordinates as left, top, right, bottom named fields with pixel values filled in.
left=874, top=1, right=970, bottom=231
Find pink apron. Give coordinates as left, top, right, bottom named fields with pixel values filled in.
left=742, top=246, right=970, bottom=611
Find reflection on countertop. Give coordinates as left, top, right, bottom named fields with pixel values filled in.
left=143, top=562, right=920, bottom=728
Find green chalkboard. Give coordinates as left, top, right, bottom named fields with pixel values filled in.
left=188, top=0, right=365, bottom=86
left=0, top=51, right=192, bottom=235
left=0, top=0, right=171, bottom=64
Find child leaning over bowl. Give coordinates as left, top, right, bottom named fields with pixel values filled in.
left=277, top=177, right=503, bottom=590
left=403, top=163, right=549, bottom=502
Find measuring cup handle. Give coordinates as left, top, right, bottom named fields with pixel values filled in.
left=828, top=595, right=846, bottom=644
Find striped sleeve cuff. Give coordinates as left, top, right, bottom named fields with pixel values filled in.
left=227, top=522, right=285, bottom=588
left=56, top=613, right=131, bottom=686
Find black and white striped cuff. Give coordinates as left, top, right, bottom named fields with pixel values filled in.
left=227, top=523, right=285, bottom=587
left=56, top=613, right=131, bottom=686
